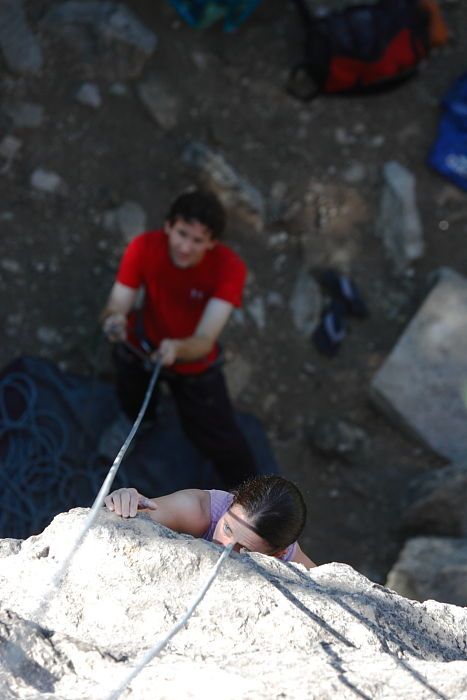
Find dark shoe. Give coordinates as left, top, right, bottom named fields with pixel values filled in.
left=320, top=269, right=368, bottom=318
left=312, top=300, right=346, bottom=357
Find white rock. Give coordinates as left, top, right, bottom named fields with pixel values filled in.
left=289, top=267, right=322, bottom=336
left=137, top=79, right=178, bottom=129
left=375, top=161, right=424, bottom=273
left=0, top=135, right=21, bottom=160
left=103, top=200, right=147, bottom=241
left=36, top=326, right=63, bottom=344
left=1, top=508, right=467, bottom=699
left=342, top=161, right=366, bottom=184
left=1, top=258, right=21, bottom=273
left=371, top=269, right=467, bottom=462
left=224, top=355, right=252, bottom=400
left=3, top=101, right=44, bottom=128
left=246, top=296, right=266, bottom=330
left=30, top=168, right=67, bottom=195
left=109, top=81, right=128, bottom=96
left=75, top=82, right=102, bottom=108
left=183, top=142, right=265, bottom=231
left=266, top=290, right=284, bottom=307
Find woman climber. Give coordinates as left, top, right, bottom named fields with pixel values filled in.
left=105, top=475, right=316, bottom=569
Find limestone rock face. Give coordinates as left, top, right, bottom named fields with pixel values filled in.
left=1, top=508, right=467, bottom=699
left=371, top=270, right=467, bottom=461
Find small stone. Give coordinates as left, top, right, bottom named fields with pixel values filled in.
left=232, top=309, right=245, bottom=326
left=30, top=168, right=67, bottom=195
left=137, top=79, right=178, bottom=130
left=1, top=259, right=21, bottom=273
left=109, top=82, right=128, bottom=96
left=342, top=162, right=366, bottom=184
left=267, top=231, right=288, bottom=249
left=0, top=135, right=21, bottom=160
left=306, top=417, right=368, bottom=461
left=246, top=296, right=266, bottom=330
left=224, top=355, right=252, bottom=401
left=262, top=393, right=277, bottom=412
left=75, top=82, right=102, bottom=108
left=370, top=135, right=385, bottom=148
left=289, top=267, right=322, bottom=337
left=3, top=101, right=44, bottom=128
left=266, top=291, right=284, bottom=307
left=103, top=200, right=147, bottom=241
left=37, top=326, right=63, bottom=345
left=335, top=127, right=356, bottom=145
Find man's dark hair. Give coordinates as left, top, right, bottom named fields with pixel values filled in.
left=166, top=189, right=226, bottom=239
left=232, top=475, right=307, bottom=552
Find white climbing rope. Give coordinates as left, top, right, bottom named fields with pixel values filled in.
left=32, top=359, right=162, bottom=622
left=107, top=542, right=234, bottom=700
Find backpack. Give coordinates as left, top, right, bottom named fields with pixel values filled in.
left=428, top=72, right=467, bottom=191
left=289, top=0, right=430, bottom=100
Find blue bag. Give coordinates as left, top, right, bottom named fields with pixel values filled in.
left=167, top=0, right=261, bottom=31
left=428, top=72, right=467, bottom=191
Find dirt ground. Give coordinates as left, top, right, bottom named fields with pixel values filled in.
left=1, top=0, right=467, bottom=582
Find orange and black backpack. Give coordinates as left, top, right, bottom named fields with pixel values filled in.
left=289, top=0, right=431, bottom=100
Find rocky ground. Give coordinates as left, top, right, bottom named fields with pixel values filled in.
left=1, top=0, right=467, bottom=584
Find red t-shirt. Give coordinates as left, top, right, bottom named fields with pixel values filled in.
left=116, top=230, right=247, bottom=374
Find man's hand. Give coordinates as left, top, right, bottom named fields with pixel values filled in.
left=102, top=312, right=127, bottom=342
left=105, top=487, right=157, bottom=518
left=154, top=339, right=181, bottom=366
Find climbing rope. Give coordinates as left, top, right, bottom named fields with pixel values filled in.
left=1, top=352, right=235, bottom=696
left=0, top=372, right=77, bottom=537
left=32, top=359, right=163, bottom=622
left=107, top=542, right=234, bottom=700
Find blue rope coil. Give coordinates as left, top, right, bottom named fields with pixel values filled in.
left=0, top=371, right=112, bottom=539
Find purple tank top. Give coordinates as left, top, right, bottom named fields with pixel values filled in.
left=202, top=489, right=297, bottom=563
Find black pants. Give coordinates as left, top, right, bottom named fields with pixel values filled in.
left=113, top=344, right=258, bottom=489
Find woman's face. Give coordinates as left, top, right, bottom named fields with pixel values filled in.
left=212, top=504, right=274, bottom=555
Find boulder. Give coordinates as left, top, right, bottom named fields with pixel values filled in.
left=386, top=536, right=467, bottom=606
left=371, top=269, right=467, bottom=462
left=401, top=461, right=467, bottom=536
left=0, top=508, right=467, bottom=698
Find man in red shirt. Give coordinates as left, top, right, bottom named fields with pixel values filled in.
left=100, top=189, right=257, bottom=488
